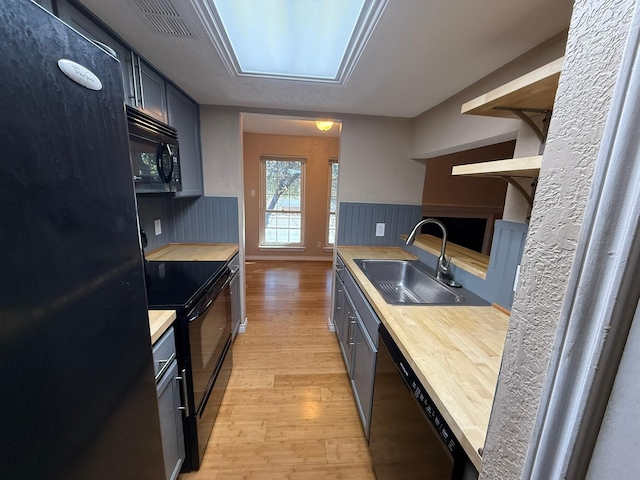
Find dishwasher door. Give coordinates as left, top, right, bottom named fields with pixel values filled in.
left=369, top=326, right=455, bottom=480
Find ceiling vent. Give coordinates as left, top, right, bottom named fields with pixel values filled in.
left=133, top=0, right=197, bottom=38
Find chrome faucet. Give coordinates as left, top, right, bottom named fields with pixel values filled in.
left=406, top=218, right=461, bottom=287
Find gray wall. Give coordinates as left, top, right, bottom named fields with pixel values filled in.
left=137, top=195, right=239, bottom=253
left=480, top=1, right=638, bottom=478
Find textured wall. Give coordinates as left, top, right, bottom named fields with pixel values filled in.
left=480, top=1, right=637, bottom=479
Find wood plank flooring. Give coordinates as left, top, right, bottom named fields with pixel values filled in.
left=179, top=260, right=376, bottom=480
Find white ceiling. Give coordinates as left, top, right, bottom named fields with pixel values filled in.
left=79, top=0, right=573, bottom=119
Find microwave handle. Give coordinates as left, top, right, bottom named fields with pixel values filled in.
left=156, top=142, right=174, bottom=184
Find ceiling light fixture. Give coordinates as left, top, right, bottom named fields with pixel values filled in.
left=316, top=121, right=334, bottom=132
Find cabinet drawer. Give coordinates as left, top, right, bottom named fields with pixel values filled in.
left=344, top=269, right=380, bottom=346
left=152, top=327, right=176, bottom=380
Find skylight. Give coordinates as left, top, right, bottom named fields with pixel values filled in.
left=199, top=0, right=388, bottom=83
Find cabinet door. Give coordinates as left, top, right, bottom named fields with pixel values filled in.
left=157, top=360, right=185, bottom=480
left=167, top=84, right=203, bottom=197
left=333, top=274, right=346, bottom=336
left=56, top=0, right=130, bottom=95
left=137, top=60, right=168, bottom=123
left=351, top=318, right=376, bottom=439
left=338, top=292, right=356, bottom=376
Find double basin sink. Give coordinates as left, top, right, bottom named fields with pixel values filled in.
left=354, top=259, right=488, bottom=306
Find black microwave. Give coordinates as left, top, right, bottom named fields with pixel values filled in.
left=126, top=106, right=181, bottom=193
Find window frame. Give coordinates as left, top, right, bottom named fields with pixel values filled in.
left=326, top=158, right=339, bottom=246
left=259, top=155, right=307, bottom=248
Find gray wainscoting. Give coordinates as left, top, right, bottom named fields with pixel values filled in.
left=486, top=220, right=528, bottom=309
left=337, top=202, right=422, bottom=246
left=137, top=196, right=239, bottom=252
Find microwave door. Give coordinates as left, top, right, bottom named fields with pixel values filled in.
left=129, top=135, right=170, bottom=193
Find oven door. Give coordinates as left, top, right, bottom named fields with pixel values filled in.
left=187, top=272, right=232, bottom=415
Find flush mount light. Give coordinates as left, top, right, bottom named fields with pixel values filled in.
left=191, top=0, right=388, bottom=84
left=315, top=120, right=334, bottom=132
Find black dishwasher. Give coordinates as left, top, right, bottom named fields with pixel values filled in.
left=369, top=324, right=478, bottom=480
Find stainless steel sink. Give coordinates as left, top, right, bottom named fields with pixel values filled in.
left=354, top=259, right=487, bottom=306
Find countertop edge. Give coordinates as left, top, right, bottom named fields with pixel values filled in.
left=145, top=243, right=239, bottom=262
left=148, top=310, right=177, bottom=345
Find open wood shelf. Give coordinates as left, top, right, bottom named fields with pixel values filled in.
left=452, top=155, right=542, bottom=178
left=461, top=57, right=563, bottom=118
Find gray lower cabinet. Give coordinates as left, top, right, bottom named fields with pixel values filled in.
left=167, top=84, right=203, bottom=197
left=153, top=328, right=185, bottom=480
left=333, top=256, right=379, bottom=439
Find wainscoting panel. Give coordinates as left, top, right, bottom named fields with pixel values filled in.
left=337, top=202, right=422, bottom=246
left=486, top=220, right=529, bottom=309
left=137, top=196, right=239, bottom=253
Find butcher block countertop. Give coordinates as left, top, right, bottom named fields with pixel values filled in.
left=337, top=246, right=509, bottom=471
left=145, top=243, right=238, bottom=262
left=148, top=310, right=176, bottom=345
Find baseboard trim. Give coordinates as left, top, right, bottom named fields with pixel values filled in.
left=238, top=318, right=248, bottom=334
left=327, top=317, right=335, bottom=333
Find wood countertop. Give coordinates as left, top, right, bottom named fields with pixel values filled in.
left=146, top=243, right=238, bottom=262
left=403, top=234, right=490, bottom=279
left=337, top=246, right=509, bottom=471
left=148, top=310, right=176, bottom=345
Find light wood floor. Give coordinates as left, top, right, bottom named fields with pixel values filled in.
left=179, top=260, right=376, bottom=480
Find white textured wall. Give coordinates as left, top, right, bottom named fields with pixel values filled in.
left=339, top=115, right=423, bottom=204
left=480, top=1, right=637, bottom=479
left=410, top=33, right=567, bottom=160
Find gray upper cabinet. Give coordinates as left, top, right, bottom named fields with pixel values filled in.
left=129, top=57, right=168, bottom=124
left=167, top=84, right=203, bottom=197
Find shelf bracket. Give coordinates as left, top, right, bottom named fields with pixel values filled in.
left=499, top=175, right=535, bottom=209
left=493, top=107, right=552, bottom=145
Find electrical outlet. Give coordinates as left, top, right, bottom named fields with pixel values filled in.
left=317, top=241, right=322, bottom=248
left=154, top=219, right=162, bottom=236
left=376, top=223, right=385, bottom=237
left=251, top=189, right=256, bottom=197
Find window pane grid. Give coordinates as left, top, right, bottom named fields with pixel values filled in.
left=261, top=158, right=305, bottom=246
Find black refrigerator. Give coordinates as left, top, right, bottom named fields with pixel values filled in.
left=0, top=1, right=166, bottom=479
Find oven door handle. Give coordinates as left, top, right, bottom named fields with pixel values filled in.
left=187, top=274, right=233, bottom=322
left=187, top=297, right=214, bottom=323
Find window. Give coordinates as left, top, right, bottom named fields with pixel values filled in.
left=260, top=157, right=306, bottom=247
left=204, top=0, right=388, bottom=84
left=327, top=159, right=339, bottom=245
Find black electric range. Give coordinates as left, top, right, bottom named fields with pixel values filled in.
left=144, top=260, right=228, bottom=312
left=144, top=259, right=233, bottom=472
